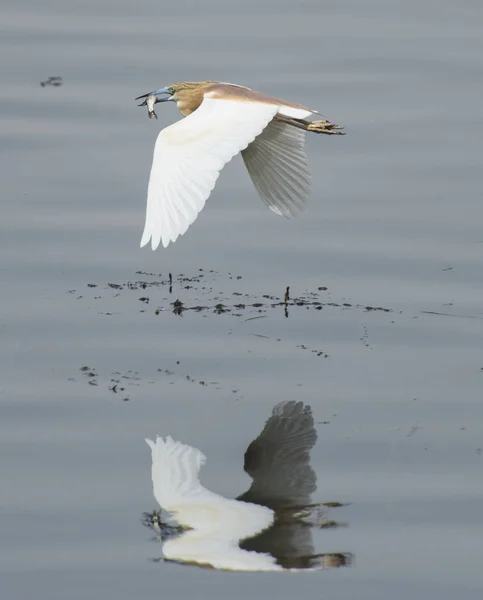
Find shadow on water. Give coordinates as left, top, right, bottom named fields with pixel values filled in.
left=142, top=401, right=352, bottom=572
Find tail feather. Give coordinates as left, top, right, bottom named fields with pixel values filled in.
left=145, top=436, right=208, bottom=509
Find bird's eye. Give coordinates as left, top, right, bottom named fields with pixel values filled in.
left=167, top=87, right=175, bottom=95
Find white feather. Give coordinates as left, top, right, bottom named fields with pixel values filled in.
left=140, top=98, right=278, bottom=249
left=145, top=436, right=210, bottom=508
left=163, top=533, right=282, bottom=571
left=145, top=436, right=274, bottom=539
left=276, top=105, right=313, bottom=119
left=242, top=121, right=312, bottom=218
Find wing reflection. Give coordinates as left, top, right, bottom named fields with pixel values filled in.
left=144, top=401, right=352, bottom=572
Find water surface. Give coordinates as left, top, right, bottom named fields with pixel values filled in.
left=1, top=0, right=483, bottom=598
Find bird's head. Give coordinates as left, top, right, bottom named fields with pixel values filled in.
left=136, top=82, right=213, bottom=116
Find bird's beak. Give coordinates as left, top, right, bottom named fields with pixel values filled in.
left=135, top=87, right=172, bottom=103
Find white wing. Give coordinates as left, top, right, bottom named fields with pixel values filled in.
left=163, top=534, right=282, bottom=572
left=242, top=120, right=311, bottom=217
left=146, top=436, right=274, bottom=538
left=145, top=435, right=215, bottom=508
left=141, top=98, right=278, bottom=249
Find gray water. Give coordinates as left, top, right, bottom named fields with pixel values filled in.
left=1, top=0, right=483, bottom=597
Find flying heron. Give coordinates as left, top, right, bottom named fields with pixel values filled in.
left=136, top=81, right=344, bottom=249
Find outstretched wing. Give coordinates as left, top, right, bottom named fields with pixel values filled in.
left=146, top=435, right=274, bottom=541
left=242, top=120, right=311, bottom=218
left=237, top=401, right=318, bottom=508
left=145, top=435, right=214, bottom=509
left=141, top=98, right=278, bottom=249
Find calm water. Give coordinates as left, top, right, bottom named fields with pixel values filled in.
left=1, top=0, right=483, bottom=597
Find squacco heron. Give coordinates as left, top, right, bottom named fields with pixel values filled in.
left=135, top=81, right=344, bottom=249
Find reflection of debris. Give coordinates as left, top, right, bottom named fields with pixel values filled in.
left=40, top=76, right=63, bottom=87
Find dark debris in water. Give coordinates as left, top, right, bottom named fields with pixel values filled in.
left=80, top=365, right=98, bottom=386
left=71, top=364, right=242, bottom=402
left=159, top=291, right=392, bottom=320
left=66, top=270, right=401, bottom=393
left=40, top=76, right=63, bottom=87
left=360, top=325, right=371, bottom=349
left=297, top=344, right=328, bottom=358
left=72, top=367, right=142, bottom=402
left=69, top=269, right=394, bottom=319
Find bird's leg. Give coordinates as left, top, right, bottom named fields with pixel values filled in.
left=307, top=119, right=344, bottom=134
left=276, top=114, right=345, bottom=135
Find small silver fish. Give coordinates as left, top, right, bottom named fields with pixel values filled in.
left=137, top=94, right=158, bottom=119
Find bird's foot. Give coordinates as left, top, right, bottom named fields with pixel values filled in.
left=307, top=120, right=345, bottom=135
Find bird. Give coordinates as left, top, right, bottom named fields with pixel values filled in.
left=135, top=81, right=344, bottom=249
left=144, top=401, right=351, bottom=571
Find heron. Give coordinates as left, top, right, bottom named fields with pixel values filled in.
left=135, top=81, right=344, bottom=249
left=144, top=401, right=351, bottom=571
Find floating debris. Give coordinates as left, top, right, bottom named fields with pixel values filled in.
left=40, top=76, right=63, bottom=88
left=71, top=364, right=239, bottom=402
left=296, top=344, right=328, bottom=358
left=71, top=270, right=395, bottom=321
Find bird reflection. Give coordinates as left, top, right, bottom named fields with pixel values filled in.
left=143, top=401, right=352, bottom=572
